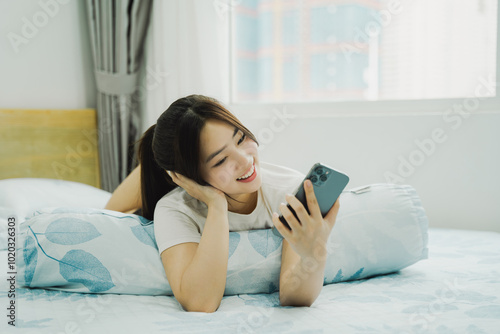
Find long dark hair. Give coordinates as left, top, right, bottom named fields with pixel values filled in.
left=137, top=94, right=259, bottom=220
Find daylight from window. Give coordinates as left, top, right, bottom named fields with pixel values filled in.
left=232, top=0, right=498, bottom=103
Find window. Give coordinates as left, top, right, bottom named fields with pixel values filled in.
left=230, top=0, right=498, bottom=104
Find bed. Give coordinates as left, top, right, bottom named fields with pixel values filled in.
left=1, top=109, right=499, bottom=333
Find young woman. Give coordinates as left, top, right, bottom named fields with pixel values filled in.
left=104, top=94, right=340, bottom=312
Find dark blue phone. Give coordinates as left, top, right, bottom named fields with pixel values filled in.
left=273, top=163, right=349, bottom=237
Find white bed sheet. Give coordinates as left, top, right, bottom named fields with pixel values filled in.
left=1, top=228, right=499, bottom=333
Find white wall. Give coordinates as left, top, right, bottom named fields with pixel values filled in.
left=0, top=0, right=96, bottom=109
left=1, top=0, right=498, bottom=233
left=233, top=110, right=500, bottom=233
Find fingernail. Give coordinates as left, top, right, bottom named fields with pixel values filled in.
left=305, top=180, right=311, bottom=188
left=166, top=171, right=171, bottom=176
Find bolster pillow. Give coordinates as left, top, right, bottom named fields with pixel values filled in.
left=16, top=183, right=428, bottom=295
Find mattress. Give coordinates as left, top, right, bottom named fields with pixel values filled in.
left=2, top=227, right=499, bottom=333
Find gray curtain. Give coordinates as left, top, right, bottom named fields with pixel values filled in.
left=85, top=0, right=153, bottom=191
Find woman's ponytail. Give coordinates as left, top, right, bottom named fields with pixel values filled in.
left=137, top=124, right=175, bottom=221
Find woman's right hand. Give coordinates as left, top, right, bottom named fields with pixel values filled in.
left=167, top=171, right=227, bottom=209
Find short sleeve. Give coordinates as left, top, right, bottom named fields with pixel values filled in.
left=153, top=204, right=201, bottom=255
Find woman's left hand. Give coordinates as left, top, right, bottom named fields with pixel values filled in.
left=272, top=179, right=340, bottom=259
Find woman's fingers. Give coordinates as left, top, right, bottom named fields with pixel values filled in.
left=168, top=171, right=187, bottom=184
left=272, top=212, right=292, bottom=239
left=281, top=180, right=322, bottom=229
left=303, top=180, right=321, bottom=219
left=167, top=171, right=190, bottom=190
left=166, top=170, right=226, bottom=206
left=284, top=194, right=310, bottom=228
left=279, top=202, right=302, bottom=231
left=324, top=199, right=340, bottom=228
left=166, top=170, right=175, bottom=180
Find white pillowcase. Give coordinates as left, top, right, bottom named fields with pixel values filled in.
left=0, top=178, right=111, bottom=250
left=16, top=184, right=429, bottom=296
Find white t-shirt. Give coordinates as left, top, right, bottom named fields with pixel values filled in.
left=153, top=161, right=305, bottom=255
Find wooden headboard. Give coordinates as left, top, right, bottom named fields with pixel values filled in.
left=0, top=109, right=101, bottom=188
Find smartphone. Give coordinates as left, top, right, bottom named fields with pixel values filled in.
left=273, top=163, right=349, bottom=237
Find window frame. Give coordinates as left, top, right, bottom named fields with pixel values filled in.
left=227, top=2, right=500, bottom=118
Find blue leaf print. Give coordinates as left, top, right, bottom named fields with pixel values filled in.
left=268, top=229, right=283, bottom=251
left=333, top=269, right=343, bottom=282
left=130, top=225, right=156, bottom=248
left=142, top=225, right=157, bottom=247
left=23, top=235, right=38, bottom=287
left=228, top=233, right=240, bottom=259
left=45, top=218, right=101, bottom=245
left=137, top=215, right=153, bottom=226
left=348, top=267, right=365, bottom=281
left=240, top=293, right=281, bottom=308
left=268, top=281, right=279, bottom=293
left=59, top=249, right=115, bottom=293
left=248, top=229, right=282, bottom=258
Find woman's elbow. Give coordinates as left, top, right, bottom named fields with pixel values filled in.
left=185, top=305, right=219, bottom=313
left=181, top=298, right=222, bottom=313
left=279, top=293, right=315, bottom=307
left=279, top=300, right=313, bottom=308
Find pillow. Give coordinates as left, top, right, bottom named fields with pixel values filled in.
left=16, top=184, right=428, bottom=296
left=0, top=178, right=111, bottom=251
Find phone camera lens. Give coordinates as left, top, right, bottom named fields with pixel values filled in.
left=320, top=174, right=327, bottom=182
left=310, top=175, right=318, bottom=183
left=315, top=168, right=324, bottom=175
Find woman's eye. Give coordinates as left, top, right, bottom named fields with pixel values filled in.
left=215, top=157, right=226, bottom=167
left=214, top=133, right=245, bottom=167
left=238, top=133, right=246, bottom=145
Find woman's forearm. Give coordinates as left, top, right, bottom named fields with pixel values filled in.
left=279, top=241, right=327, bottom=307
left=104, top=165, right=142, bottom=212
left=178, top=203, right=229, bottom=312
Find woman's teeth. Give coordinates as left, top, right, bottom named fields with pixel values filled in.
left=237, top=164, right=255, bottom=180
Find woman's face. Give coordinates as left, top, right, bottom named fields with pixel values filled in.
left=199, top=119, right=261, bottom=197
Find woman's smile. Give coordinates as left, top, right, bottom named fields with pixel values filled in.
left=236, top=162, right=256, bottom=182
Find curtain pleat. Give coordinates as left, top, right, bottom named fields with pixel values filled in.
left=85, top=0, right=153, bottom=191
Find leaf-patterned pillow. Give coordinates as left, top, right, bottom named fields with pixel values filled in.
left=16, top=184, right=429, bottom=296
left=17, top=208, right=169, bottom=295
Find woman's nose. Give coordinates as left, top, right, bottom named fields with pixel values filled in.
left=234, top=152, right=251, bottom=171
